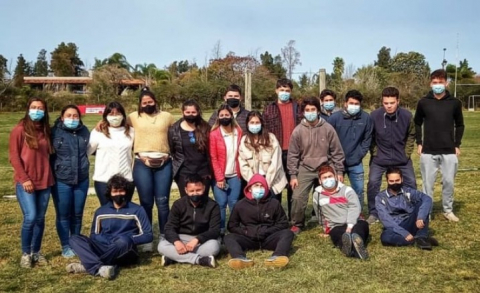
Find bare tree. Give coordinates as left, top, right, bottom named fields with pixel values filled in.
left=281, top=40, right=301, bottom=80
left=211, top=40, right=223, bottom=60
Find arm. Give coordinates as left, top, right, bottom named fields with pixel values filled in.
left=286, top=130, right=300, bottom=179
left=227, top=202, right=245, bottom=235
left=405, top=115, right=416, bottom=158
left=208, top=112, right=217, bottom=127
left=375, top=194, right=410, bottom=238
left=87, top=129, right=100, bottom=156
left=265, top=136, right=284, bottom=187
left=409, top=189, right=433, bottom=222
left=167, top=125, right=175, bottom=158
left=209, top=131, right=224, bottom=182
left=413, top=101, right=424, bottom=146
left=454, top=100, right=465, bottom=148
left=131, top=206, right=153, bottom=245
left=196, top=202, right=221, bottom=243
left=329, top=129, right=345, bottom=175
left=164, top=202, right=182, bottom=244
left=8, top=126, right=30, bottom=184
left=238, top=138, right=254, bottom=182
left=345, top=187, right=361, bottom=228
left=261, top=201, right=289, bottom=238
left=360, top=115, right=373, bottom=159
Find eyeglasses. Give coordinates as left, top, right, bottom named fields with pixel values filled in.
left=188, top=131, right=196, bottom=144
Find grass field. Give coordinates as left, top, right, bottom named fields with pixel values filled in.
left=1, top=110, right=479, bottom=292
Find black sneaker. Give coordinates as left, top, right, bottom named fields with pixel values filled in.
left=352, top=233, right=369, bottom=260
left=161, top=255, right=177, bottom=267
left=415, top=237, right=433, bottom=250
left=340, top=233, right=352, bottom=257
left=427, top=237, right=439, bottom=246
left=198, top=256, right=215, bottom=268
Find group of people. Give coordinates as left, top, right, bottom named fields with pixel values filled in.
left=9, top=68, right=464, bottom=279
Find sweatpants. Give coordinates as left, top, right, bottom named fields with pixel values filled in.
left=329, top=221, right=369, bottom=248
left=224, top=229, right=294, bottom=258
left=291, top=166, right=319, bottom=228
left=69, top=234, right=138, bottom=275
left=157, top=234, right=220, bottom=264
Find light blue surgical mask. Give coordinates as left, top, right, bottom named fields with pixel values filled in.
left=304, top=111, right=318, bottom=122
left=278, top=92, right=291, bottom=102
left=323, top=101, right=335, bottom=111
left=29, top=109, right=44, bottom=121
left=63, top=118, right=80, bottom=129
left=252, top=187, right=265, bottom=200
left=346, top=104, right=361, bottom=116
left=322, top=177, right=336, bottom=189
left=432, top=84, right=446, bottom=94
left=248, top=124, right=262, bottom=134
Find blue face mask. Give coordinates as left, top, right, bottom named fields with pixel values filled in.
left=248, top=124, right=262, bottom=134
left=432, top=84, right=446, bottom=94
left=29, top=109, right=45, bottom=121
left=251, top=187, right=265, bottom=200
left=304, top=111, right=318, bottom=122
left=323, top=101, right=335, bottom=111
left=346, top=104, right=360, bottom=116
left=322, top=177, right=336, bottom=189
left=278, top=92, right=291, bottom=102
left=63, top=118, right=80, bottom=129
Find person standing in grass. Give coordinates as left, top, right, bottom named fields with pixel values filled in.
left=51, top=105, right=90, bottom=258
left=9, top=97, right=55, bottom=268
left=67, top=174, right=153, bottom=279
left=88, top=101, right=134, bottom=206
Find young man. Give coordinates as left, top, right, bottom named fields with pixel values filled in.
left=263, top=78, right=302, bottom=219
left=366, top=87, right=417, bottom=224
left=376, top=167, right=438, bottom=250
left=287, top=97, right=345, bottom=234
left=414, top=69, right=465, bottom=222
left=224, top=174, right=294, bottom=269
left=319, top=89, right=342, bottom=120
left=209, top=84, right=250, bottom=133
left=328, top=90, right=373, bottom=209
left=66, top=175, right=152, bottom=279
left=158, top=174, right=220, bottom=268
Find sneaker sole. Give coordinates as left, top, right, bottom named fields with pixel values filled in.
left=264, top=256, right=289, bottom=268
left=352, top=233, right=369, bottom=260
left=341, top=233, right=352, bottom=257
left=228, top=259, right=254, bottom=270
left=100, top=266, right=117, bottom=279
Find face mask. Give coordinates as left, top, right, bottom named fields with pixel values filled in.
left=64, top=118, right=80, bottom=129
left=322, top=177, right=336, bottom=189
left=304, top=112, right=318, bottom=122
left=106, top=115, right=123, bottom=127
left=29, top=109, right=44, bottom=121
left=388, top=183, right=403, bottom=193
left=189, top=195, right=202, bottom=203
left=346, top=104, right=361, bottom=116
left=111, top=195, right=127, bottom=205
left=142, top=105, right=156, bottom=114
left=226, top=99, right=240, bottom=108
left=183, top=115, right=199, bottom=124
left=432, top=84, right=446, bottom=94
left=323, top=101, right=335, bottom=111
left=251, top=187, right=265, bottom=200
left=219, top=117, right=232, bottom=126
left=248, top=124, right=261, bottom=134
left=278, top=92, right=291, bottom=102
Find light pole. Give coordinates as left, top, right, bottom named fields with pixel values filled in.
left=442, top=48, right=447, bottom=69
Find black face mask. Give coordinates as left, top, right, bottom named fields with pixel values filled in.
left=219, top=118, right=232, bottom=126
left=184, top=115, right=199, bottom=124
left=189, top=195, right=202, bottom=203
left=142, top=105, right=156, bottom=114
left=388, top=183, right=403, bottom=193
left=112, top=195, right=127, bottom=205
left=226, top=99, right=240, bottom=108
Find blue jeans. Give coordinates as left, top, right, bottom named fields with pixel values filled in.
left=52, top=178, right=89, bottom=248
left=213, top=177, right=242, bottom=230
left=94, top=181, right=109, bottom=206
left=132, top=158, right=172, bottom=235
left=344, top=163, right=365, bottom=209
left=16, top=183, right=51, bottom=254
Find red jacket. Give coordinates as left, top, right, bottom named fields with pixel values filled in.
left=209, top=126, right=242, bottom=182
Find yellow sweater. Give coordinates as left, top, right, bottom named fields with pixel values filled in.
left=128, top=111, right=175, bottom=154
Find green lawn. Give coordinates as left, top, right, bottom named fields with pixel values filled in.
left=1, top=111, right=479, bottom=292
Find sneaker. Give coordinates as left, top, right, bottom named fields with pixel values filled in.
left=340, top=233, right=353, bottom=257
left=366, top=215, right=379, bottom=225
left=62, top=246, right=76, bottom=258
left=352, top=233, right=369, bottom=260
left=264, top=256, right=289, bottom=268
left=290, top=226, right=301, bottom=235
left=415, top=237, right=432, bottom=250
left=443, top=212, right=459, bottom=222
left=198, top=256, right=216, bottom=268
left=20, top=253, right=32, bottom=268
left=138, top=242, right=153, bottom=252
left=228, top=257, right=254, bottom=270
left=32, top=252, right=48, bottom=265
left=428, top=237, right=439, bottom=247
left=98, top=265, right=117, bottom=279
left=160, top=255, right=177, bottom=267
left=66, top=263, right=87, bottom=274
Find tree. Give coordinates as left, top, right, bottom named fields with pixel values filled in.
left=0, top=54, right=8, bottom=78
left=93, top=53, right=131, bottom=71
left=375, top=46, right=391, bottom=70
left=329, top=57, right=345, bottom=91
left=211, top=40, right=223, bottom=60
left=260, top=51, right=286, bottom=79
left=89, top=65, right=132, bottom=103
left=33, top=49, right=49, bottom=76
left=281, top=40, right=301, bottom=80
left=50, top=42, right=84, bottom=76
left=390, top=51, right=430, bottom=78
left=13, top=54, right=31, bottom=87
left=133, top=63, right=171, bottom=86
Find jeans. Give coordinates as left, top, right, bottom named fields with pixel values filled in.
left=16, top=183, right=51, bottom=254
left=344, top=163, right=365, bottom=210
left=94, top=181, right=109, bottom=206
left=132, top=158, right=173, bottom=235
left=212, top=176, right=242, bottom=230
left=52, top=178, right=89, bottom=248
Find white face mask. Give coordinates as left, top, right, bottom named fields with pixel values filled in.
left=107, top=115, right=124, bottom=127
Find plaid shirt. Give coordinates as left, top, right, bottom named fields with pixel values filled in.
left=263, top=100, right=302, bottom=148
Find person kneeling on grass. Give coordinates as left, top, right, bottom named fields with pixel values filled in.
left=224, top=174, right=294, bottom=269
left=158, top=174, right=221, bottom=268
left=376, top=167, right=438, bottom=250
left=313, top=164, right=369, bottom=259
left=66, top=174, right=153, bottom=279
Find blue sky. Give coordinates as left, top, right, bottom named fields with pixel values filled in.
left=1, top=0, right=479, bottom=79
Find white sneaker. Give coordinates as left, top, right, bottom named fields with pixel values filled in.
left=20, top=253, right=32, bottom=268
left=66, top=263, right=86, bottom=274
left=138, top=242, right=153, bottom=252
left=98, top=265, right=117, bottom=279
left=443, top=212, right=459, bottom=222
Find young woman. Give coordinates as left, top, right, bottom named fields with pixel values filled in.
left=9, top=97, right=54, bottom=268
left=209, top=104, right=243, bottom=234
left=168, top=99, right=211, bottom=197
left=238, top=111, right=287, bottom=201
left=128, top=87, right=174, bottom=251
left=88, top=101, right=134, bottom=205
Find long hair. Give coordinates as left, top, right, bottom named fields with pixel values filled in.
left=211, top=104, right=239, bottom=131
left=182, top=99, right=210, bottom=153
left=21, top=97, right=53, bottom=153
left=100, top=101, right=131, bottom=139
left=243, top=111, right=271, bottom=153
left=137, top=86, right=159, bottom=116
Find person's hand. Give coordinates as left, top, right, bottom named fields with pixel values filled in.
left=94, top=120, right=103, bottom=131
left=345, top=227, right=352, bottom=234
left=290, top=179, right=298, bottom=189
left=185, top=238, right=199, bottom=252
left=337, top=174, right=344, bottom=183
left=405, top=234, right=414, bottom=242
left=174, top=241, right=188, bottom=254
left=416, top=219, right=425, bottom=229
left=216, top=180, right=225, bottom=189
left=417, top=145, right=423, bottom=156
left=318, top=233, right=330, bottom=238
left=22, top=180, right=34, bottom=193
left=455, top=147, right=461, bottom=156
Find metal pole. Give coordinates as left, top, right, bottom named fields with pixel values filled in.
left=319, top=68, right=326, bottom=95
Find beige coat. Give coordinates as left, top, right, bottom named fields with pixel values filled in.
left=238, top=133, right=287, bottom=194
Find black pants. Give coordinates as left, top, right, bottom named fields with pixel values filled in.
left=329, top=220, right=369, bottom=248
left=175, top=170, right=211, bottom=198
left=281, top=150, right=293, bottom=220
left=224, top=229, right=294, bottom=258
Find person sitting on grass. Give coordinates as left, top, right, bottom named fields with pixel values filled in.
left=158, top=174, right=221, bottom=268
left=376, top=167, right=438, bottom=250
left=66, top=174, right=152, bottom=279
left=313, top=164, right=369, bottom=259
left=224, top=174, right=294, bottom=269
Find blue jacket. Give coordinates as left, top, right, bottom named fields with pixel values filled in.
left=328, top=110, right=372, bottom=167
left=375, top=186, right=432, bottom=238
left=51, top=119, right=90, bottom=185
left=370, top=107, right=415, bottom=166
left=90, top=201, right=153, bottom=246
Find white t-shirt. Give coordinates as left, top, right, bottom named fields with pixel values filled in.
left=221, top=127, right=238, bottom=177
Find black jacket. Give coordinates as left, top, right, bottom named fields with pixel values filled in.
left=164, top=196, right=220, bottom=244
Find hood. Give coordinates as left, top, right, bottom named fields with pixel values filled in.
left=320, top=105, right=341, bottom=116
left=244, top=174, right=270, bottom=200
left=300, top=116, right=326, bottom=128
left=425, top=90, right=452, bottom=100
